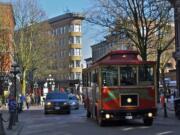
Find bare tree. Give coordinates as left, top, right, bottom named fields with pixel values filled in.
left=86, top=0, right=174, bottom=102
left=13, top=0, right=55, bottom=95
left=86, top=0, right=172, bottom=61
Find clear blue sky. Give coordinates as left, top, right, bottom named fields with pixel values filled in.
left=1, top=0, right=105, bottom=60
left=39, top=0, right=91, bottom=18
left=37, top=0, right=98, bottom=60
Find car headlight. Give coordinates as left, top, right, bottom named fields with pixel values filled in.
left=46, top=102, right=51, bottom=106
left=71, top=101, right=76, bottom=105
left=64, top=102, right=68, bottom=105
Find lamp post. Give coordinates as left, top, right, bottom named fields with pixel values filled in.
left=10, top=62, right=20, bottom=122
left=46, top=74, right=55, bottom=92
left=33, top=82, right=39, bottom=105
left=164, top=79, right=170, bottom=118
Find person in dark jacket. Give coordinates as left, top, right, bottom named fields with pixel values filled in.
left=7, top=95, right=16, bottom=129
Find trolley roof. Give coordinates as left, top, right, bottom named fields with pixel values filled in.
left=89, top=50, right=156, bottom=68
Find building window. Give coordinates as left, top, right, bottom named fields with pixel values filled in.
left=70, top=72, right=74, bottom=80
left=69, top=24, right=81, bottom=32
left=76, top=72, right=81, bottom=79
left=69, top=37, right=73, bottom=44
left=69, top=48, right=81, bottom=56
left=76, top=60, right=81, bottom=67
left=69, top=61, right=75, bottom=68
left=69, top=36, right=82, bottom=44
left=75, top=36, right=81, bottom=44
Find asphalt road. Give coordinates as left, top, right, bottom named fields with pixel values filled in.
left=17, top=105, right=180, bottom=135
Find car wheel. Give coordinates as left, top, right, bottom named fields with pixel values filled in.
left=143, top=118, right=153, bottom=126
left=67, top=110, right=71, bottom=114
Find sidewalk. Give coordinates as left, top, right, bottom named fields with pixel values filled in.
left=155, top=102, right=180, bottom=125
left=1, top=105, right=43, bottom=135
left=0, top=106, right=22, bottom=135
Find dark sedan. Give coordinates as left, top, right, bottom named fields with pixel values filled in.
left=44, top=92, right=71, bottom=114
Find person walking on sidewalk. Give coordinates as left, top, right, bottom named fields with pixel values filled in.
left=7, top=95, right=16, bottom=130
left=26, top=94, right=31, bottom=109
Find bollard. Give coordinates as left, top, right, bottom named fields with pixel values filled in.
left=0, top=113, right=6, bottom=135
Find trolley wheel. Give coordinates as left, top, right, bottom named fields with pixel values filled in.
left=143, top=118, right=153, bottom=126
left=97, top=116, right=105, bottom=126
left=86, top=110, right=91, bottom=118
left=44, top=111, right=49, bottom=115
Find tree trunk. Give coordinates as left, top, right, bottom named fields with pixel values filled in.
left=141, top=48, right=147, bottom=61
left=22, top=70, right=27, bottom=96
left=156, top=50, right=161, bottom=103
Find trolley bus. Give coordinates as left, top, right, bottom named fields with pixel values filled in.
left=82, top=50, right=157, bottom=126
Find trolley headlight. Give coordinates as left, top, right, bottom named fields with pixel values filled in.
left=148, top=112, right=153, bottom=117
left=105, top=114, right=110, bottom=119
left=127, top=98, right=132, bottom=103
left=46, top=102, right=51, bottom=106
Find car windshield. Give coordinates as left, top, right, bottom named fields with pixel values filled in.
left=69, top=96, right=78, bottom=100
left=46, top=93, right=68, bottom=100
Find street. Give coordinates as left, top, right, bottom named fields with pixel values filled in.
left=3, top=104, right=179, bottom=135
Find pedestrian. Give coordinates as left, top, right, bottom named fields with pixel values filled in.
left=26, top=94, right=31, bottom=109
left=7, top=95, right=16, bottom=130
left=18, top=94, right=25, bottom=112
left=160, top=93, right=165, bottom=108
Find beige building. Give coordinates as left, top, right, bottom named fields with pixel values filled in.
left=48, top=13, right=84, bottom=87
left=91, top=33, right=133, bottom=62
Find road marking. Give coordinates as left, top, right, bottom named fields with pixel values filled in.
left=139, top=126, right=150, bottom=129
left=156, top=131, right=174, bottom=135
left=122, top=127, right=134, bottom=131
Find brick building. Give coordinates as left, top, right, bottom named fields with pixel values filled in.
left=0, top=2, right=15, bottom=74
left=0, top=2, right=15, bottom=95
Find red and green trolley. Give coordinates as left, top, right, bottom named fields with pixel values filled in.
left=82, top=50, right=157, bottom=126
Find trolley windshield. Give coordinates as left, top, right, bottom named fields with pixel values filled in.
left=101, top=65, right=154, bottom=86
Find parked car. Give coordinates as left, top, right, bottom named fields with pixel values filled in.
left=44, top=92, right=71, bottom=114
left=69, top=95, right=79, bottom=110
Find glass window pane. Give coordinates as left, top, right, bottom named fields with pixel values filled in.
left=138, top=65, right=154, bottom=85
left=120, top=67, right=137, bottom=86
left=101, top=66, right=118, bottom=86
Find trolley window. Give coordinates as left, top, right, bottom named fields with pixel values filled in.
left=120, top=66, right=137, bottom=86
left=101, top=66, right=118, bottom=86
left=139, top=65, right=154, bottom=85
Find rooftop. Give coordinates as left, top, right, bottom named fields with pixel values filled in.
left=48, top=12, right=84, bottom=23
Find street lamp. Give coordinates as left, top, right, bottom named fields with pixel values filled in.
left=10, top=62, right=20, bottom=122
left=46, top=74, right=55, bottom=91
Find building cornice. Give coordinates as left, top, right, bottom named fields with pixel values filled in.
left=48, top=13, right=84, bottom=24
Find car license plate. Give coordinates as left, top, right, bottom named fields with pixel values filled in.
left=125, top=116, right=133, bottom=119
left=55, top=107, right=60, bottom=110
